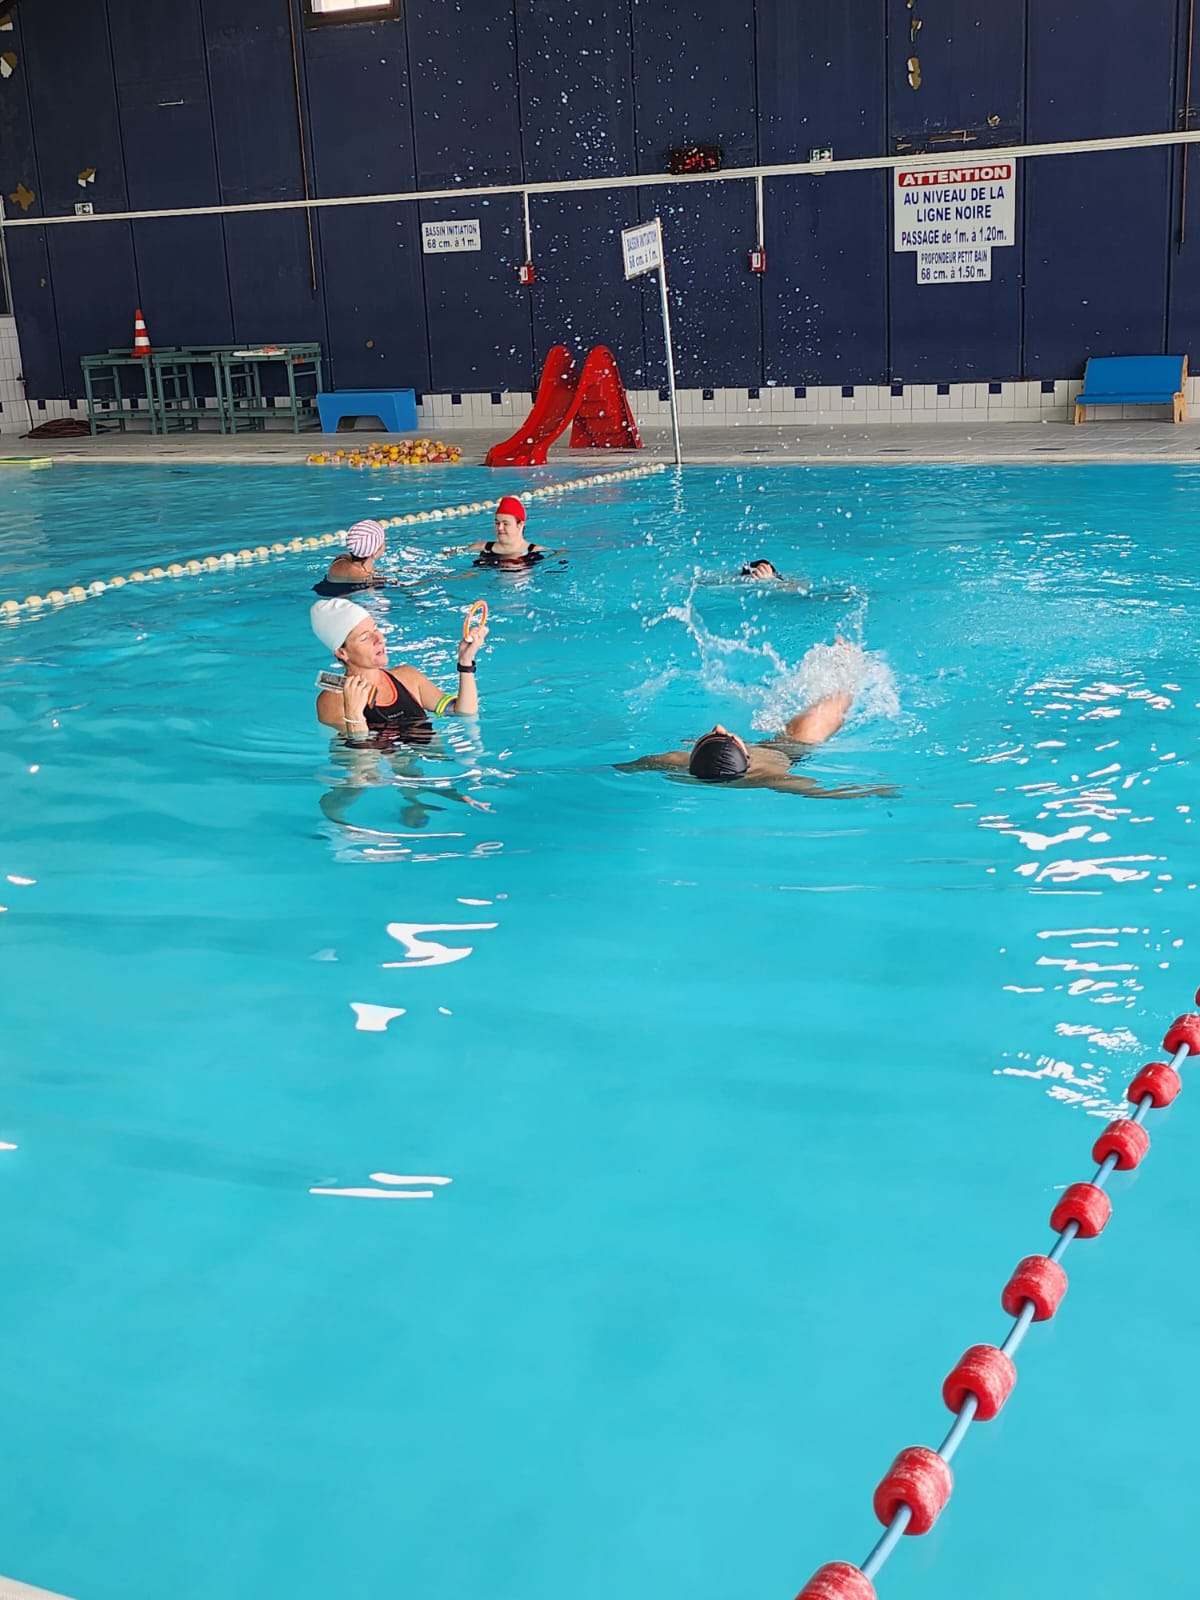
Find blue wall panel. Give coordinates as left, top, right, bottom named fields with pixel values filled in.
left=757, top=0, right=888, bottom=383
left=5, top=232, right=63, bottom=401
left=131, top=220, right=233, bottom=354
left=301, top=18, right=413, bottom=196
left=757, top=0, right=887, bottom=163
left=634, top=187, right=762, bottom=389
left=47, top=225, right=141, bottom=391
left=317, top=206, right=429, bottom=391
left=418, top=196, right=533, bottom=391
left=1024, top=151, right=1173, bottom=374
left=517, top=0, right=637, bottom=183
left=888, top=0, right=1026, bottom=150
left=406, top=0, right=522, bottom=186
left=632, top=0, right=759, bottom=385
left=204, top=0, right=303, bottom=202
left=1027, top=1, right=1179, bottom=141
left=0, top=10, right=63, bottom=398
left=763, top=174, right=889, bottom=386
left=516, top=0, right=641, bottom=377
left=109, top=0, right=220, bottom=212
left=632, top=0, right=758, bottom=172
left=222, top=213, right=325, bottom=353
left=19, top=1, right=128, bottom=217
left=887, top=0, right=1025, bottom=378
left=528, top=194, right=646, bottom=384
left=1167, top=4, right=1200, bottom=357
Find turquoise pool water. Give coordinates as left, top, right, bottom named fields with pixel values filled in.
left=0, top=461, right=1197, bottom=1600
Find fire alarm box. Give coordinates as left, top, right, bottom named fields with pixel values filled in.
left=517, top=262, right=536, bottom=285
left=749, top=247, right=767, bottom=274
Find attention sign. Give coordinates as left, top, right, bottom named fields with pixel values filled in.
left=893, top=161, right=1017, bottom=284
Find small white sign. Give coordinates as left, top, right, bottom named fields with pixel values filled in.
left=917, top=246, right=993, bottom=284
left=622, top=217, right=664, bottom=279
left=894, top=160, right=1017, bottom=253
left=421, top=218, right=481, bottom=254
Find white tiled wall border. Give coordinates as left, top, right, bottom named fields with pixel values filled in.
left=4, top=347, right=1199, bottom=434
left=402, top=378, right=1198, bottom=431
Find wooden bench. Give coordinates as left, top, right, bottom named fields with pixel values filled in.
left=316, top=389, right=418, bottom=433
left=1074, top=355, right=1188, bottom=424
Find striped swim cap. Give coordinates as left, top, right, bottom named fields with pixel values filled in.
left=346, top=519, right=386, bottom=558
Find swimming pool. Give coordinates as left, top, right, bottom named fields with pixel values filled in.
left=0, top=460, right=1197, bottom=1600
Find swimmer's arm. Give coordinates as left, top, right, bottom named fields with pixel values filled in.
left=445, top=542, right=487, bottom=553
left=316, top=688, right=372, bottom=742
left=758, top=773, right=899, bottom=799
left=615, top=751, right=691, bottom=772
left=409, top=669, right=478, bottom=719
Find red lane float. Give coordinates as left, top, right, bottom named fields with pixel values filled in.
left=1001, top=1254, right=1068, bottom=1321
left=796, top=998, right=1194, bottom=1599
left=1092, top=1117, right=1150, bottom=1170
left=872, top=1447, right=952, bottom=1535
left=1128, top=1061, right=1182, bottom=1108
left=1049, top=1181, right=1111, bottom=1238
left=795, top=1562, right=877, bottom=1600
left=1162, top=1013, right=1200, bottom=1055
left=942, top=1344, right=1016, bottom=1421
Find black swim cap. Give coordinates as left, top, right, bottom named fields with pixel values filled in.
left=688, top=732, right=750, bottom=782
left=741, top=558, right=778, bottom=577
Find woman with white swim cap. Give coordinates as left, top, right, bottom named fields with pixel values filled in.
left=311, top=596, right=487, bottom=742
left=312, top=519, right=394, bottom=597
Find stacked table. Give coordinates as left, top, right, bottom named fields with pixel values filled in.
left=81, top=344, right=324, bottom=435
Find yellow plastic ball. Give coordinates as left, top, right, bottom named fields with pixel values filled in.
left=25, top=595, right=44, bottom=608
left=67, top=586, right=87, bottom=602
left=87, top=581, right=107, bottom=595
left=1, top=599, right=20, bottom=614
left=47, top=589, right=66, bottom=604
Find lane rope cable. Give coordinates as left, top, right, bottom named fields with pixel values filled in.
left=0, top=463, right=667, bottom=623
left=795, top=1003, right=1200, bottom=1600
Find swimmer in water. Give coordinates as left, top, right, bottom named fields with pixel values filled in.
left=454, top=496, right=548, bottom=568
left=740, top=557, right=811, bottom=594
left=618, top=679, right=894, bottom=798
left=311, top=595, right=486, bottom=743
left=313, top=519, right=398, bottom=597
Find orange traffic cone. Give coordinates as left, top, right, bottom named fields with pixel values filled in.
left=132, top=308, right=152, bottom=358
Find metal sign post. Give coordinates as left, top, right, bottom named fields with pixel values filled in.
left=621, top=216, right=682, bottom=467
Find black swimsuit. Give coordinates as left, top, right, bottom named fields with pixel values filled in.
left=312, top=574, right=390, bottom=597
left=474, top=541, right=544, bottom=569
left=363, top=671, right=434, bottom=745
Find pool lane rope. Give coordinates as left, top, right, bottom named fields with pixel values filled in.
left=0, top=462, right=667, bottom=623
left=796, top=1004, right=1200, bottom=1600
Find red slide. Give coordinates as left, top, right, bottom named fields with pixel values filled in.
left=485, top=344, right=641, bottom=467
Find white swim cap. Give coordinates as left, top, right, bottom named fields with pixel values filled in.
left=311, top=597, right=371, bottom=653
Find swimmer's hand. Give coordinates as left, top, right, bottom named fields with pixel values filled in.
left=342, top=674, right=375, bottom=723
left=458, top=620, right=488, bottom=666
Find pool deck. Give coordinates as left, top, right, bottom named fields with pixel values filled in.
left=3, top=418, right=1200, bottom=467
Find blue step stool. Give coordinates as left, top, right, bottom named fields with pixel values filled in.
left=316, top=389, right=418, bottom=433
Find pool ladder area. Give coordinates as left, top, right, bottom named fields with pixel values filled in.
left=795, top=1006, right=1200, bottom=1600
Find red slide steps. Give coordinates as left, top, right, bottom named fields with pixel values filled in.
left=485, top=344, right=641, bottom=467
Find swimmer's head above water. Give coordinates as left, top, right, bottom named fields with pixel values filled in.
left=688, top=725, right=751, bottom=782
left=740, top=559, right=779, bottom=580
left=311, top=597, right=387, bottom=668
left=494, top=495, right=527, bottom=543
left=345, top=519, right=387, bottom=560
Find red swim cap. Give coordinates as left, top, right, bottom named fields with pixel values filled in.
left=495, top=495, right=526, bottom=522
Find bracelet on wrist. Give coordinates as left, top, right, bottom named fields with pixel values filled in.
left=457, top=660, right=477, bottom=675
